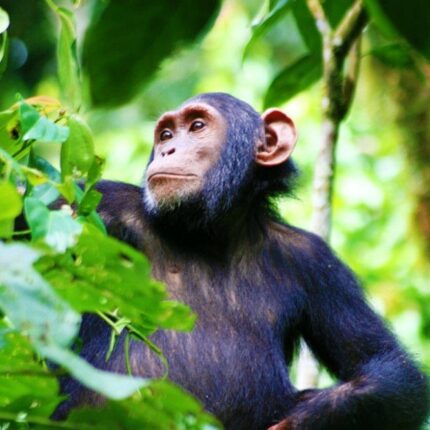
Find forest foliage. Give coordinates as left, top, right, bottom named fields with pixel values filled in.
left=0, top=0, right=429, bottom=428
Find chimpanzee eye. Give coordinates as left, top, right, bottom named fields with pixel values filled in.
left=190, top=120, right=205, bottom=132
left=160, top=129, right=173, bottom=141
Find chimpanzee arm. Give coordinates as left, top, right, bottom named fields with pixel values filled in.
left=278, top=232, right=429, bottom=430
left=94, top=180, right=146, bottom=249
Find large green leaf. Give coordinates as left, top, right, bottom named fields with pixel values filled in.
left=0, top=243, right=80, bottom=348
left=243, top=0, right=292, bottom=59
left=0, top=181, right=22, bottom=221
left=19, top=102, right=69, bottom=144
left=0, top=181, right=22, bottom=238
left=28, top=155, right=61, bottom=205
left=56, top=7, right=82, bottom=108
left=0, top=242, right=147, bottom=403
left=83, top=0, right=221, bottom=107
left=41, top=344, right=148, bottom=400
left=61, top=115, right=95, bottom=179
left=264, top=54, right=322, bottom=107
left=0, top=331, right=59, bottom=414
left=365, top=0, right=430, bottom=60
left=0, top=110, right=20, bottom=155
left=24, top=197, right=83, bottom=253
left=292, top=0, right=321, bottom=53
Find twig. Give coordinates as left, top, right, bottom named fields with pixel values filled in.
left=308, top=0, right=368, bottom=240
left=333, top=0, right=367, bottom=60
left=306, top=0, right=331, bottom=38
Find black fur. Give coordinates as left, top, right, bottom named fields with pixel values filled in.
left=53, top=93, right=429, bottom=429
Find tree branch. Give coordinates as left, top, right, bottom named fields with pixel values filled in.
left=334, top=0, right=368, bottom=60
left=306, top=0, right=331, bottom=38
left=297, top=0, right=367, bottom=389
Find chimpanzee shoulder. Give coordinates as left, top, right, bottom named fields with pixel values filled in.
left=267, top=219, right=329, bottom=264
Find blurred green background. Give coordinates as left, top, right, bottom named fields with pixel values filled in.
left=1, top=0, right=429, bottom=372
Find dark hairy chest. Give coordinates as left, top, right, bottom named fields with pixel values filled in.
left=120, top=242, right=305, bottom=426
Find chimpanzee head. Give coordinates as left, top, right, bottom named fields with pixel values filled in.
left=142, top=92, right=298, bottom=231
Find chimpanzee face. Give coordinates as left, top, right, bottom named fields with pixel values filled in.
left=144, top=102, right=227, bottom=210
left=142, top=93, right=297, bottom=227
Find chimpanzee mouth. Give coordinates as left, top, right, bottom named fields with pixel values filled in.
left=148, top=172, right=198, bottom=182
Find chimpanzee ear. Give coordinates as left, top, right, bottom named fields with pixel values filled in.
left=255, top=108, right=297, bottom=167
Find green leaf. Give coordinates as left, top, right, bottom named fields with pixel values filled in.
left=0, top=147, right=25, bottom=181
left=61, top=115, right=95, bottom=179
left=370, top=43, right=416, bottom=69
left=40, top=344, right=148, bottom=400
left=24, top=197, right=51, bottom=240
left=30, top=154, right=61, bottom=182
left=0, top=219, right=13, bottom=238
left=0, top=242, right=145, bottom=402
left=0, top=242, right=80, bottom=348
left=19, top=102, right=69, bottom=144
left=86, top=155, right=105, bottom=188
left=24, top=116, right=69, bottom=143
left=0, top=180, right=21, bottom=237
left=73, top=181, right=107, bottom=233
left=243, top=0, right=292, bottom=59
left=56, top=7, right=82, bottom=108
left=28, top=155, right=61, bottom=205
left=0, top=7, right=9, bottom=34
left=67, top=380, right=221, bottom=430
left=39, top=224, right=196, bottom=335
left=0, top=32, right=8, bottom=76
left=322, top=0, right=354, bottom=27
left=19, top=101, right=40, bottom=133
left=44, top=210, right=83, bottom=252
left=0, top=181, right=22, bottom=221
left=78, top=189, right=102, bottom=215
left=0, top=332, right=59, bottom=412
left=264, top=54, right=322, bottom=107
left=55, top=175, right=76, bottom=203
left=365, top=0, right=430, bottom=60
left=83, top=0, right=221, bottom=107
left=24, top=198, right=83, bottom=253
left=292, top=0, right=321, bottom=53
left=21, top=165, right=49, bottom=186
left=0, top=109, right=18, bottom=155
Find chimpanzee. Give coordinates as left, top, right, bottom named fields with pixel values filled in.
left=54, top=93, right=429, bottom=429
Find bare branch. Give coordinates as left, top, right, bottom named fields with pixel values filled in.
left=306, top=0, right=331, bottom=39
left=333, top=0, right=367, bottom=59
left=297, top=0, right=367, bottom=389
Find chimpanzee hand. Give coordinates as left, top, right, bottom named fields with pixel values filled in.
left=267, top=389, right=319, bottom=430
left=267, top=418, right=294, bottom=430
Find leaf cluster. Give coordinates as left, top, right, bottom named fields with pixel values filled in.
left=0, top=2, right=222, bottom=429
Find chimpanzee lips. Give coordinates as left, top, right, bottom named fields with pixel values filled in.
left=148, top=172, right=198, bottom=182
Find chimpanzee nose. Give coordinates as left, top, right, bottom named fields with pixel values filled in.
left=161, top=147, right=176, bottom=157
